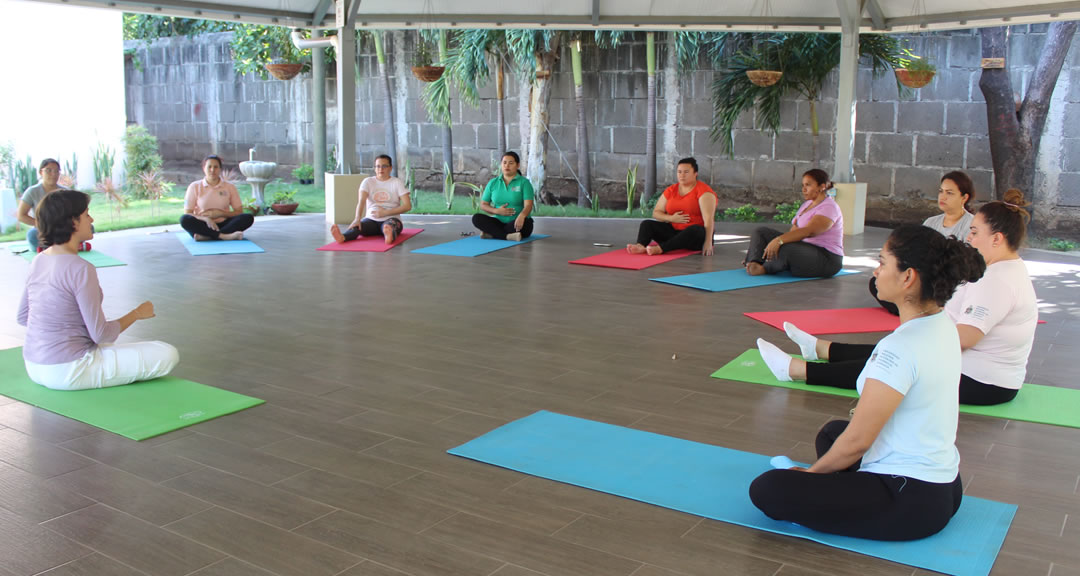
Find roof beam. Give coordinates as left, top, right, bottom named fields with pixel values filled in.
left=863, top=0, right=886, bottom=30
left=592, top=0, right=600, bottom=26
left=885, top=1, right=1080, bottom=29
left=311, top=0, right=333, bottom=26
left=348, top=0, right=363, bottom=24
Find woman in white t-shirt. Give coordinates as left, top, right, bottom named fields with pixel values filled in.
left=766, top=189, right=1037, bottom=406
left=750, top=225, right=985, bottom=541
left=871, top=171, right=976, bottom=315
left=330, top=154, right=411, bottom=245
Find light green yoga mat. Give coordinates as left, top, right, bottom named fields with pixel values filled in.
left=10, top=242, right=125, bottom=268
left=0, top=348, right=263, bottom=441
left=712, top=349, right=1080, bottom=429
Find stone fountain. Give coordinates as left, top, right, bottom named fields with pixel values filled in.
left=238, top=148, right=277, bottom=213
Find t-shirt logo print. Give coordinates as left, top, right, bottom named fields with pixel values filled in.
left=373, top=190, right=392, bottom=203
left=964, top=305, right=974, bottom=315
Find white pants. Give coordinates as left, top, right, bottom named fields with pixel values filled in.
left=25, top=341, right=179, bottom=391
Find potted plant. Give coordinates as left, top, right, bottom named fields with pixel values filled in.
left=270, top=190, right=299, bottom=215
left=411, top=37, right=444, bottom=82
left=244, top=199, right=261, bottom=216
left=895, top=56, right=936, bottom=88
left=292, top=163, right=315, bottom=185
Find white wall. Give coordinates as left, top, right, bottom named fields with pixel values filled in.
left=0, top=0, right=125, bottom=194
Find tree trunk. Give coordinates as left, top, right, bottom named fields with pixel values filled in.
left=527, top=37, right=560, bottom=204
left=439, top=31, right=453, bottom=196
left=373, top=32, right=398, bottom=177
left=518, top=74, right=531, bottom=162
left=979, top=22, right=1077, bottom=201
left=809, top=99, right=819, bottom=165
left=571, top=40, right=590, bottom=207
left=496, top=57, right=506, bottom=158
left=644, top=32, right=657, bottom=210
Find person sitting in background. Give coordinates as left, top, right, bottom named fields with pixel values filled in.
left=472, top=151, right=534, bottom=241
left=626, top=157, right=716, bottom=256
left=180, top=154, right=254, bottom=241
left=330, top=154, right=411, bottom=244
left=17, top=158, right=68, bottom=252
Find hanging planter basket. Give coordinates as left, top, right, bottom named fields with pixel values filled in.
left=265, top=63, right=303, bottom=81
left=895, top=69, right=935, bottom=88
left=412, top=65, right=445, bottom=82
left=746, top=70, right=783, bottom=87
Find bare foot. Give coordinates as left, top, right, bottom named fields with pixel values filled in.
left=330, top=224, right=345, bottom=244
left=746, top=262, right=766, bottom=276
left=626, top=243, right=646, bottom=254
left=193, top=234, right=211, bottom=242
left=646, top=244, right=663, bottom=256
left=219, top=231, right=243, bottom=241
left=383, top=224, right=397, bottom=245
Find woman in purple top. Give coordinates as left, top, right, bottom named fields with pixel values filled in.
left=744, top=169, right=845, bottom=278
left=16, top=191, right=179, bottom=390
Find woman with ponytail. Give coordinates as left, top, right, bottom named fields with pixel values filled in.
left=750, top=225, right=985, bottom=541
left=761, top=189, right=1037, bottom=406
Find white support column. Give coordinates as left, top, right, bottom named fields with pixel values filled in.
left=335, top=0, right=356, bottom=174
left=833, top=0, right=860, bottom=184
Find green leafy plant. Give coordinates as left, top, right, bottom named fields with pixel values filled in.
left=641, top=190, right=660, bottom=216
left=723, top=203, right=761, bottom=222
left=414, top=37, right=435, bottom=67
left=626, top=162, right=638, bottom=214
left=14, top=156, right=35, bottom=195
left=0, top=141, right=14, bottom=189
left=243, top=199, right=261, bottom=215
left=95, top=177, right=127, bottom=223
left=230, top=24, right=309, bottom=80
left=92, top=142, right=115, bottom=185
left=442, top=162, right=481, bottom=210
left=136, top=171, right=174, bottom=216
left=271, top=190, right=297, bottom=205
left=327, top=145, right=338, bottom=173
left=901, top=55, right=936, bottom=73
left=60, top=155, right=78, bottom=189
left=292, top=163, right=314, bottom=181
left=774, top=202, right=800, bottom=223
left=1048, top=237, right=1077, bottom=252
left=123, top=125, right=163, bottom=199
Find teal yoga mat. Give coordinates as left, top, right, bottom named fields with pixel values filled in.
left=411, top=234, right=549, bottom=257
left=175, top=232, right=264, bottom=255
left=9, top=243, right=125, bottom=268
left=712, top=349, right=1080, bottom=429
left=650, top=268, right=859, bottom=292
left=0, top=348, right=263, bottom=441
left=449, top=411, right=1015, bottom=576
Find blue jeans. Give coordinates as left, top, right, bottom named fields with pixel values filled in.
left=26, top=228, right=39, bottom=251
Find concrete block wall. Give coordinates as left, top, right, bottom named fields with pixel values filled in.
left=124, top=27, right=1080, bottom=233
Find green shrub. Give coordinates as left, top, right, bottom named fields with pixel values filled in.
left=92, top=142, right=116, bottom=184
left=723, top=203, right=761, bottom=222
left=1048, top=238, right=1077, bottom=252
left=774, top=202, right=800, bottom=223
left=292, top=163, right=314, bottom=181
left=123, top=125, right=163, bottom=199
left=271, top=189, right=297, bottom=204
left=14, top=155, right=35, bottom=194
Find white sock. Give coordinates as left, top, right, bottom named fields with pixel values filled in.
left=757, top=338, right=793, bottom=382
left=783, top=322, right=819, bottom=362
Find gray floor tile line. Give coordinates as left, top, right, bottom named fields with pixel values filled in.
left=265, top=466, right=320, bottom=489
left=183, top=557, right=281, bottom=576
left=1074, top=476, right=1079, bottom=494
left=546, top=512, right=586, bottom=539
left=429, top=409, right=467, bottom=426
left=545, top=514, right=646, bottom=573
left=288, top=508, right=345, bottom=535
left=415, top=510, right=462, bottom=536
left=1062, top=514, right=1071, bottom=538
left=380, top=468, right=428, bottom=491
left=330, top=560, right=368, bottom=576
left=1050, top=563, right=1076, bottom=576
left=678, top=517, right=705, bottom=539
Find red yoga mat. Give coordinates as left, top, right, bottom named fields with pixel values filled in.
left=317, top=228, right=423, bottom=252
left=569, top=247, right=696, bottom=270
left=745, top=307, right=1048, bottom=335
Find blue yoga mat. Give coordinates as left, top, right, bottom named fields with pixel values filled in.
left=175, top=232, right=264, bottom=255
left=650, top=268, right=859, bottom=292
left=449, top=411, right=1015, bottom=576
left=411, top=234, right=549, bottom=257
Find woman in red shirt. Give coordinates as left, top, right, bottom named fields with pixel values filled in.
left=626, top=157, right=717, bottom=256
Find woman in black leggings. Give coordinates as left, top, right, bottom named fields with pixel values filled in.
left=750, top=225, right=985, bottom=541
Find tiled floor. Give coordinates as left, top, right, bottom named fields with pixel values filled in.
left=0, top=213, right=1077, bottom=576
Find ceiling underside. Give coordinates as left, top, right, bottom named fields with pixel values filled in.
left=19, top=0, right=1080, bottom=32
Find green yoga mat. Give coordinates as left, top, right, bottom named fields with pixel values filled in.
left=0, top=348, right=263, bottom=441
left=10, top=243, right=125, bottom=268
left=712, top=349, right=1080, bottom=429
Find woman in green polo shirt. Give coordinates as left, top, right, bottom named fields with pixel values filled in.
left=472, top=151, right=534, bottom=241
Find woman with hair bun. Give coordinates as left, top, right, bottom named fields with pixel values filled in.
left=762, top=189, right=1037, bottom=406
left=16, top=191, right=179, bottom=390
left=744, top=168, right=844, bottom=278
left=750, top=225, right=985, bottom=541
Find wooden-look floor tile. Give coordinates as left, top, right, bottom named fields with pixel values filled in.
left=339, top=409, right=475, bottom=450
left=186, top=409, right=294, bottom=449
left=36, top=553, right=144, bottom=576
left=0, top=506, right=90, bottom=576
left=554, top=514, right=781, bottom=576
left=59, top=433, right=203, bottom=483
left=339, top=561, right=411, bottom=576
left=257, top=436, right=420, bottom=487
left=0, top=403, right=98, bottom=444
left=164, top=467, right=334, bottom=530
left=363, top=438, right=524, bottom=491
left=422, top=512, right=642, bottom=576
left=158, top=433, right=309, bottom=485
left=276, top=468, right=455, bottom=533
left=296, top=510, right=504, bottom=576
left=186, top=557, right=277, bottom=576
left=167, top=506, right=361, bottom=576
left=46, top=464, right=212, bottom=526
left=0, top=428, right=92, bottom=479
left=0, top=461, right=93, bottom=523
left=241, top=404, right=392, bottom=452
left=1050, top=563, right=1080, bottom=576
left=43, top=504, right=222, bottom=576
left=320, top=384, right=462, bottom=424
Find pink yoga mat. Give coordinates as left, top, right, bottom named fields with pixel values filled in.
left=317, top=228, right=423, bottom=252
left=746, top=307, right=1048, bottom=335
left=569, top=248, right=696, bottom=270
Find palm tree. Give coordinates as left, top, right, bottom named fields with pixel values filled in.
left=443, top=29, right=510, bottom=158
left=569, top=34, right=590, bottom=207
left=505, top=30, right=561, bottom=204
left=419, top=30, right=454, bottom=197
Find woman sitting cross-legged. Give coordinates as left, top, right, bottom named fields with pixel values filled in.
left=761, top=189, right=1037, bottom=406
left=330, top=154, right=411, bottom=244
left=749, top=224, right=986, bottom=541
left=744, top=169, right=843, bottom=277
left=627, top=157, right=716, bottom=256
left=472, top=151, right=534, bottom=241
left=16, top=190, right=179, bottom=390
left=179, top=154, right=254, bottom=241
